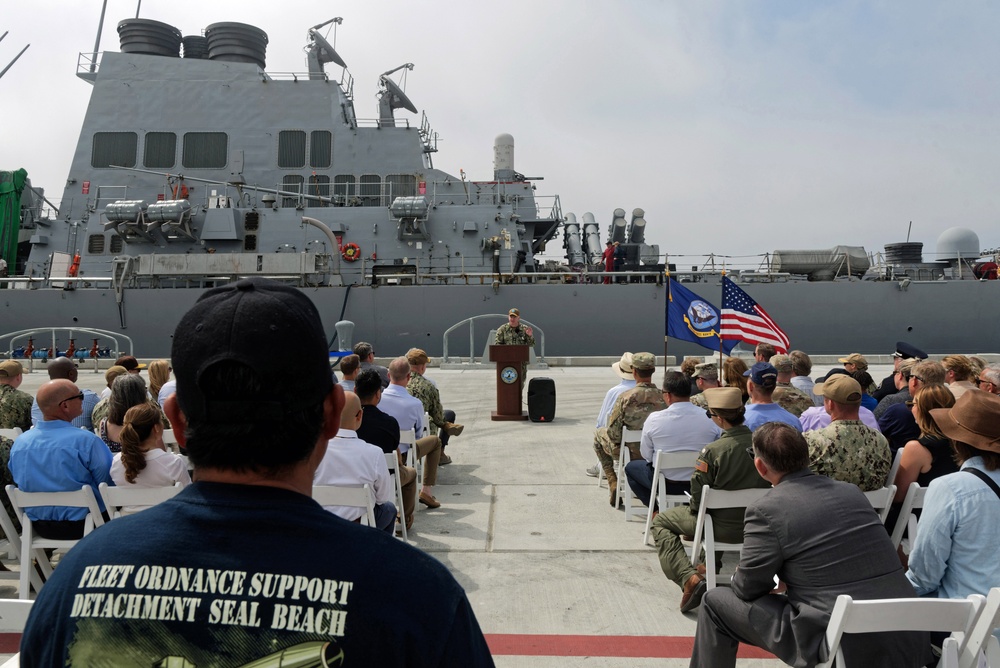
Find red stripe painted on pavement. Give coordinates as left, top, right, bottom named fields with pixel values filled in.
left=0, top=633, right=20, bottom=653
left=484, top=634, right=775, bottom=659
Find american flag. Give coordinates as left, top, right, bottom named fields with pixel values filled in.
left=720, top=275, right=790, bottom=353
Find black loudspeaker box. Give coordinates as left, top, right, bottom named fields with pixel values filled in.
left=527, top=377, right=556, bottom=422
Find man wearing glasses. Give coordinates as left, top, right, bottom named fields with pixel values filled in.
left=878, top=360, right=946, bottom=454
left=9, top=378, right=113, bottom=539
left=977, top=364, right=1000, bottom=395
left=872, top=341, right=928, bottom=402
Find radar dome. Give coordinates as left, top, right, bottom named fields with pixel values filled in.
left=936, top=227, right=980, bottom=260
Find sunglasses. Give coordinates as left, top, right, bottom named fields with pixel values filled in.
left=746, top=445, right=756, bottom=460
left=60, top=392, right=85, bottom=404
left=911, top=375, right=925, bottom=383
left=705, top=410, right=717, bottom=419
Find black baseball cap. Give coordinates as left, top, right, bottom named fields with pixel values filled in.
left=171, top=278, right=332, bottom=423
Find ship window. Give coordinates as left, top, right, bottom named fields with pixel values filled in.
left=243, top=234, right=257, bottom=251
left=386, top=174, right=417, bottom=199
left=282, top=175, right=304, bottom=208
left=109, top=235, right=124, bottom=253
left=310, top=131, right=332, bottom=168
left=143, top=132, right=176, bottom=168
left=309, top=175, right=331, bottom=207
left=278, top=130, right=306, bottom=168
left=359, top=174, right=382, bottom=207
left=182, top=132, right=228, bottom=168
left=91, top=132, right=137, bottom=168
left=333, top=175, right=356, bottom=206
left=87, top=234, right=106, bottom=255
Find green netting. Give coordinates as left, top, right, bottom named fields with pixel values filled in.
left=0, top=168, right=27, bottom=271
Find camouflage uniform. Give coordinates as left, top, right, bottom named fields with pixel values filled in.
left=0, top=384, right=32, bottom=432
left=495, top=323, right=535, bottom=387
left=91, top=397, right=110, bottom=428
left=593, top=382, right=666, bottom=484
left=805, top=420, right=891, bottom=491
left=772, top=383, right=813, bottom=418
left=690, top=393, right=709, bottom=410
left=650, top=425, right=770, bottom=588
left=0, top=436, right=18, bottom=534
left=407, top=372, right=446, bottom=430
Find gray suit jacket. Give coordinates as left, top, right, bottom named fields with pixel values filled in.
left=733, top=469, right=930, bottom=667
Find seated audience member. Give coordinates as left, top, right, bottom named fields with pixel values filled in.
left=799, top=369, right=881, bottom=432
left=379, top=357, right=444, bottom=509
left=624, top=371, right=720, bottom=509
left=593, top=353, right=665, bottom=506
left=315, top=391, right=396, bottom=533
left=788, top=350, right=820, bottom=405
left=848, top=370, right=877, bottom=410
left=650, top=387, right=770, bottom=613
left=406, top=348, right=464, bottom=466
left=743, top=363, right=802, bottom=432
left=110, top=403, right=191, bottom=514
left=906, top=392, right=1000, bottom=605
left=30, top=357, right=100, bottom=430
left=805, top=374, right=891, bottom=491
left=769, top=354, right=813, bottom=417
left=354, top=369, right=417, bottom=530
left=941, top=354, right=977, bottom=400
left=147, top=359, right=171, bottom=403
left=92, top=366, right=128, bottom=427
left=98, top=374, right=165, bottom=453
left=879, top=360, right=946, bottom=454
left=872, top=341, right=928, bottom=402
left=96, top=364, right=127, bottom=402
left=690, top=422, right=929, bottom=668
left=586, top=352, right=636, bottom=476
left=9, top=379, right=113, bottom=538
left=977, top=363, right=1000, bottom=396
left=874, top=358, right=918, bottom=419
left=839, top=352, right=868, bottom=375
left=722, top=357, right=749, bottom=404
left=688, top=362, right=721, bottom=410
left=680, top=356, right=701, bottom=396
left=115, top=355, right=146, bottom=375
left=354, top=341, right=390, bottom=389
left=0, top=360, right=32, bottom=432
left=753, top=343, right=775, bottom=363
left=338, top=354, right=361, bottom=392
left=18, top=277, right=493, bottom=666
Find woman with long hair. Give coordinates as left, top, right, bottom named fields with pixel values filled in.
left=147, top=360, right=171, bottom=403
left=722, top=357, right=750, bottom=404
left=892, top=384, right=958, bottom=502
left=111, top=403, right=190, bottom=514
left=99, top=374, right=156, bottom=453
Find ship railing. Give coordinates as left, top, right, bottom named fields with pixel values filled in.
left=368, top=269, right=665, bottom=286
left=441, top=315, right=546, bottom=367
left=355, top=117, right=413, bottom=129
left=0, top=276, right=115, bottom=290
left=0, top=327, right=133, bottom=374
left=76, top=52, right=100, bottom=82
left=265, top=70, right=353, bottom=99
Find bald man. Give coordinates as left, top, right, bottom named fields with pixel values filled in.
left=9, top=379, right=113, bottom=539
left=30, top=357, right=100, bottom=430
left=313, top=391, right=396, bottom=532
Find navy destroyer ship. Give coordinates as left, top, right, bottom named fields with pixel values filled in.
left=2, top=15, right=998, bottom=359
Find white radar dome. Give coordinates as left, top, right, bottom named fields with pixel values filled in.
left=936, top=227, right=980, bottom=260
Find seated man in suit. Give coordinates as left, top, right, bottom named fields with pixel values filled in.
left=690, top=422, right=930, bottom=668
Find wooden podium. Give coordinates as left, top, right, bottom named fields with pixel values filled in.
left=489, top=344, right=529, bottom=421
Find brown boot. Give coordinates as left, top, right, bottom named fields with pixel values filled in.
left=444, top=422, right=464, bottom=437
left=680, top=573, right=707, bottom=613
left=607, top=474, right=618, bottom=507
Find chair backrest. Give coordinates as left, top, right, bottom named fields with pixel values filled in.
left=959, top=587, right=1000, bottom=668
left=0, top=505, right=43, bottom=594
left=421, top=413, right=430, bottom=438
left=691, top=485, right=770, bottom=559
left=889, top=482, right=926, bottom=549
left=98, top=481, right=183, bottom=519
left=0, top=598, right=33, bottom=632
left=0, top=428, right=21, bottom=441
left=384, top=452, right=398, bottom=474
left=162, top=428, right=179, bottom=453
left=886, top=448, right=903, bottom=488
left=312, top=483, right=376, bottom=527
left=620, top=427, right=642, bottom=447
left=820, top=594, right=985, bottom=668
left=398, top=428, right=417, bottom=449
left=5, top=484, right=106, bottom=532
left=652, top=449, right=701, bottom=475
left=864, top=485, right=896, bottom=524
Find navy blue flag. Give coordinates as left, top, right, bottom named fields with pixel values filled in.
left=666, top=277, right=737, bottom=354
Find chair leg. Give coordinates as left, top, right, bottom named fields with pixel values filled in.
left=643, top=472, right=660, bottom=545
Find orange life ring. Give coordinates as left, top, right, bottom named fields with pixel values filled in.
left=68, top=253, right=81, bottom=277
left=341, top=243, right=361, bottom=262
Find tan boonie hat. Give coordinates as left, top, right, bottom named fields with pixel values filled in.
left=814, top=374, right=862, bottom=405
left=693, top=361, right=717, bottom=379
left=104, top=365, right=128, bottom=385
left=631, top=352, right=655, bottom=372
left=838, top=353, right=868, bottom=370
left=703, top=387, right=743, bottom=410
left=769, top=354, right=793, bottom=373
left=0, top=360, right=23, bottom=378
left=406, top=348, right=430, bottom=366
left=508, top=308, right=520, bottom=316
left=930, top=391, right=1000, bottom=453
left=612, top=352, right=634, bottom=380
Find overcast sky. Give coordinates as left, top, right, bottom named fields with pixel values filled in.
left=3, top=1, right=998, bottom=269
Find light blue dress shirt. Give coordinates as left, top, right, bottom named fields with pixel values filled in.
left=31, top=389, right=100, bottom=430
left=744, top=402, right=803, bottom=432
left=596, top=380, right=636, bottom=428
left=378, top=384, right=426, bottom=448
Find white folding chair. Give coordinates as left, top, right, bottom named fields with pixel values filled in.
left=0, top=598, right=33, bottom=632
left=399, top=428, right=423, bottom=484
left=422, top=413, right=431, bottom=438
left=815, top=593, right=985, bottom=668
left=889, top=482, right=926, bottom=550
left=98, top=481, right=183, bottom=519
left=609, top=428, right=641, bottom=508
left=642, top=449, right=699, bottom=545
left=162, top=428, right=180, bottom=453
left=688, top=486, right=770, bottom=590
left=384, top=452, right=408, bottom=542
left=885, top=448, right=903, bottom=489
left=0, top=506, right=42, bottom=595
left=5, top=484, right=106, bottom=599
left=959, top=587, right=1000, bottom=668
left=864, top=485, right=896, bottom=525
left=0, top=429, right=21, bottom=441
left=312, top=483, right=376, bottom=527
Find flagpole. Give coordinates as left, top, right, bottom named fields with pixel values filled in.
left=718, top=267, right=725, bottom=373
left=663, top=256, right=670, bottom=369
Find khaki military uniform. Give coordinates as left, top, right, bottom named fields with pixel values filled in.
left=495, top=323, right=535, bottom=387
left=650, top=425, right=771, bottom=588
left=805, top=420, right=891, bottom=491
left=773, top=383, right=813, bottom=418
left=407, top=372, right=446, bottom=429
left=593, top=382, right=666, bottom=479
left=0, top=384, right=32, bottom=432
